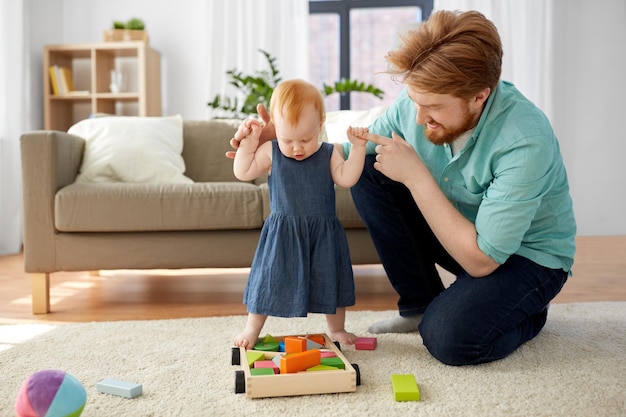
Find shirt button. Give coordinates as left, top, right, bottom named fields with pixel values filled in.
left=444, top=177, right=449, bottom=182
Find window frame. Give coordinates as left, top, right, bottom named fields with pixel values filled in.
left=309, top=0, right=433, bottom=109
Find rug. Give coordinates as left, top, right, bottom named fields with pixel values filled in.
left=0, top=302, right=624, bottom=417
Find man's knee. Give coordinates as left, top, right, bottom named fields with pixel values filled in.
left=420, top=319, right=478, bottom=366
left=419, top=306, right=494, bottom=366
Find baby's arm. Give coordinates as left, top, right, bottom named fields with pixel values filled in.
left=233, top=120, right=272, bottom=181
left=330, top=126, right=368, bottom=188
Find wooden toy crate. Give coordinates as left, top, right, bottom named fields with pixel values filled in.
left=231, top=333, right=361, bottom=398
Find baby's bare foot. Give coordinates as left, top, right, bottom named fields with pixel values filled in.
left=234, top=327, right=261, bottom=349
left=330, top=329, right=358, bottom=345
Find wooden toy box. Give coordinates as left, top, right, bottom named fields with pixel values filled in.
left=231, top=333, right=361, bottom=398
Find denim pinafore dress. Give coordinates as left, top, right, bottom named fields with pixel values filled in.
left=243, top=141, right=356, bottom=317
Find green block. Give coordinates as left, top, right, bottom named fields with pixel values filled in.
left=250, top=368, right=275, bottom=376
left=253, top=341, right=280, bottom=351
left=391, top=374, right=421, bottom=402
left=253, top=334, right=280, bottom=351
left=320, top=357, right=345, bottom=369
left=246, top=351, right=266, bottom=367
left=306, top=365, right=339, bottom=371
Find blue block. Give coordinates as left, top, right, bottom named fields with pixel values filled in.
left=96, top=378, right=143, bottom=398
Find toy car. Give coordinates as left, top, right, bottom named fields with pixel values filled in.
left=231, top=333, right=361, bottom=398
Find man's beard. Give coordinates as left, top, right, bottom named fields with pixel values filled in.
left=424, top=105, right=477, bottom=146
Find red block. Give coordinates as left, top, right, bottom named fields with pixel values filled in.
left=254, top=360, right=280, bottom=374
left=355, top=337, right=377, bottom=350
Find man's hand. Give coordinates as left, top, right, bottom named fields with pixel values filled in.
left=364, top=131, right=428, bottom=186
left=365, top=130, right=500, bottom=277
left=226, top=103, right=276, bottom=159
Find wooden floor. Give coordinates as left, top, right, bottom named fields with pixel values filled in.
left=0, top=236, right=624, bottom=324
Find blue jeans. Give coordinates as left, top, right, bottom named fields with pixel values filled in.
left=351, top=155, right=568, bottom=365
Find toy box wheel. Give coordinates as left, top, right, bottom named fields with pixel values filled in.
left=352, top=363, right=361, bottom=386
left=334, top=341, right=341, bottom=350
left=234, top=370, right=246, bottom=394
left=231, top=347, right=241, bottom=366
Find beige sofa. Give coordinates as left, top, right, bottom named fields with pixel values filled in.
left=20, top=119, right=379, bottom=314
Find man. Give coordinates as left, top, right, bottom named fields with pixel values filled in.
left=230, top=10, right=576, bottom=366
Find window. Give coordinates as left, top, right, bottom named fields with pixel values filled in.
left=309, top=0, right=433, bottom=111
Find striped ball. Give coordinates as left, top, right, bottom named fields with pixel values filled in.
left=15, top=369, right=86, bottom=417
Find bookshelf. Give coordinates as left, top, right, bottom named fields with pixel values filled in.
left=43, top=42, right=161, bottom=131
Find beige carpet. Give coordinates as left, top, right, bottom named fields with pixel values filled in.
left=0, top=302, right=624, bottom=417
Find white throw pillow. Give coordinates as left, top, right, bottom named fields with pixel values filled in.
left=68, top=115, right=193, bottom=184
left=322, top=106, right=388, bottom=143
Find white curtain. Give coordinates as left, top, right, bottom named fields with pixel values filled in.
left=0, top=0, right=29, bottom=255
left=205, top=0, right=310, bottom=118
left=433, top=0, right=554, bottom=120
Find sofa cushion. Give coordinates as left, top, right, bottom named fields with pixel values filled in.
left=335, top=186, right=365, bottom=228
left=69, top=115, right=193, bottom=184
left=182, top=119, right=243, bottom=183
left=55, top=182, right=263, bottom=232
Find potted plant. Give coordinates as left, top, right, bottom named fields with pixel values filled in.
left=208, top=49, right=384, bottom=119
left=104, top=18, right=148, bottom=42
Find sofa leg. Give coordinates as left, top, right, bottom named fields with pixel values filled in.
left=32, top=273, right=50, bottom=314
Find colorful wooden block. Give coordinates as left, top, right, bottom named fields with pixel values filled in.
left=250, top=368, right=275, bottom=376
left=254, top=337, right=280, bottom=351
left=306, top=365, right=339, bottom=371
left=271, top=354, right=283, bottom=368
left=320, top=356, right=345, bottom=369
left=254, top=360, right=279, bottom=374
left=355, top=337, right=377, bottom=350
left=280, top=349, right=321, bottom=374
left=307, top=335, right=325, bottom=346
left=391, top=374, right=421, bottom=402
left=320, top=351, right=337, bottom=358
left=306, top=338, right=324, bottom=350
left=96, top=378, right=142, bottom=399
left=246, top=351, right=266, bottom=367
left=285, top=336, right=307, bottom=353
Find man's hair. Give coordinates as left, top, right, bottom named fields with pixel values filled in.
left=386, top=10, right=502, bottom=98
left=269, top=79, right=325, bottom=127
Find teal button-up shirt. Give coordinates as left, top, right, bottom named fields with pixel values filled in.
left=342, top=80, right=576, bottom=272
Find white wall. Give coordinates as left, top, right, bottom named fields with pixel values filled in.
left=550, top=0, right=626, bottom=235
left=25, top=0, right=626, bottom=236
left=59, top=0, right=210, bottom=118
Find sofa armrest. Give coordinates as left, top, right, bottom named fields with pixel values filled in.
left=20, top=130, right=85, bottom=271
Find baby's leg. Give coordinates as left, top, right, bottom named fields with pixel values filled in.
left=234, top=313, right=267, bottom=349
left=326, top=308, right=358, bottom=345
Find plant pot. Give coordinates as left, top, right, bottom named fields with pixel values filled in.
left=103, top=29, right=149, bottom=43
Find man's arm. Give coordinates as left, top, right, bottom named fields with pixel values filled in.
left=363, top=131, right=499, bottom=277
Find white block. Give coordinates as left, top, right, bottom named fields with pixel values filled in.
left=96, top=378, right=142, bottom=398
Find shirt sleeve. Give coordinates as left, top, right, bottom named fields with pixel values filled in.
left=475, top=134, right=558, bottom=264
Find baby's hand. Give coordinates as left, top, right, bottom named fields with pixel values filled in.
left=238, top=119, right=263, bottom=150
left=347, top=126, right=369, bottom=147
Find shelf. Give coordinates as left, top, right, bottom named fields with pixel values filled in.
left=49, top=95, right=92, bottom=101
left=43, top=42, right=161, bottom=131
left=96, top=93, right=141, bottom=100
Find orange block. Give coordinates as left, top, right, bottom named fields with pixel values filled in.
left=307, top=335, right=325, bottom=346
left=285, top=336, right=307, bottom=353
left=280, top=349, right=321, bottom=374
